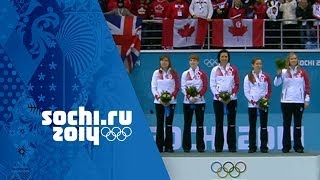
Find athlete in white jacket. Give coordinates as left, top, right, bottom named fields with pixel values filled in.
left=274, top=52, right=310, bottom=153
left=189, top=0, right=213, bottom=19
left=181, top=54, right=207, bottom=152
left=151, top=55, right=179, bottom=153
left=243, top=58, right=271, bottom=153
left=210, top=49, right=239, bottom=152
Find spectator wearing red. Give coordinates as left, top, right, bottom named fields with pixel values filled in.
left=105, top=0, right=134, bottom=16
left=132, top=0, right=150, bottom=19
left=149, top=0, right=170, bottom=20
left=166, top=0, right=190, bottom=19
left=228, top=0, right=246, bottom=19
left=212, top=0, right=229, bottom=18
left=107, top=0, right=132, bottom=12
left=253, top=0, right=267, bottom=19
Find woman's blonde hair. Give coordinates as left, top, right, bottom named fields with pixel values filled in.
left=285, top=52, right=301, bottom=71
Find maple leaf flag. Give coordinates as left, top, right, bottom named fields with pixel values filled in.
left=212, top=19, right=264, bottom=47
left=162, top=18, right=208, bottom=48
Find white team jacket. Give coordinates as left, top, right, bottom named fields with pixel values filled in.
left=210, top=63, right=240, bottom=100
left=181, top=66, right=208, bottom=104
left=151, top=68, right=179, bottom=104
left=274, top=67, right=310, bottom=103
left=244, top=71, right=272, bottom=108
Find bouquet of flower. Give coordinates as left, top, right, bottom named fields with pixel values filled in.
left=275, top=58, right=286, bottom=69
left=219, top=91, right=231, bottom=102
left=258, top=97, right=269, bottom=110
left=160, top=91, right=172, bottom=104
left=186, top=86, right=199, bottom=97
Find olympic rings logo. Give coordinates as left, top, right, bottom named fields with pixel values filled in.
left=203, top=58, right=219, bottom=68
left=100, top=127, right=132, bottom=141
left=211, top=161, right=246, bottom=178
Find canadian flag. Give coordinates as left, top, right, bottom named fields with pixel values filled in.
left=162, top=18, right=208, bottom=48
left=211, top=19, right=264, bottom=47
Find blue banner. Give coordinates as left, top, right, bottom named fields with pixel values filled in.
left=0, top=0, right=169, bottom=179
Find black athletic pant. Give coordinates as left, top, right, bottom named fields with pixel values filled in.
left=155, top=104, right=175, bottom=151
left=248, top=107, right=268, bottom=150
left=182, top=103, right=205, bottom=151
left=281, top=103, right=304, bottom=151
left=214, top=100, right=237, bottom=151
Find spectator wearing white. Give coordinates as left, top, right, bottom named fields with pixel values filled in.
left=279, top=0, right=297, bottom=25
left=279, top=0, right=298, bottom=49
left=312, top=0, right=320, bottom=26
left=189, top=0, right=214, bottom=20
left=266, top=0, right=279, bottom=21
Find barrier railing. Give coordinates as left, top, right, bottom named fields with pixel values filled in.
left=141, top=19, right=320, bottom=50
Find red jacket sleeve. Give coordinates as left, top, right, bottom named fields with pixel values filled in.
left=171, top=71, right=180, bottom=98
left=199, top=70, right=208, bottom=96
left=231, top=66, right=240, bottom=95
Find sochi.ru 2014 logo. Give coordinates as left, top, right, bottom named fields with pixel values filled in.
left=211, top=161, right=246, bottom=178
left=42, top=106, right=132, bottom=145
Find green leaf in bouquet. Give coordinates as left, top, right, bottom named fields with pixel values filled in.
left=219, top=91, right=231, bottom=101
left=258, top=97, right=269, bottom=110
left=186, top=86, right=199, bottom=97
left=160, top=91, right=172, bottom=104
left=275, top=58, right=286, bottom=70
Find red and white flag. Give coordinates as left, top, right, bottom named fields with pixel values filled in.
left=162, top=18, right=208, bottom=48
left=211, top=19, right=264, bottom=47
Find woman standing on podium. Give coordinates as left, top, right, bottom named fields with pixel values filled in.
left=151, top=55, right=179, bottom=153
left=181, top=54, right=208, bottom=153
left=243, top=58, right=272, bottom=153
left=274, top=52, right=310, bottom=153
left=210, top=49, right=240, bottom=153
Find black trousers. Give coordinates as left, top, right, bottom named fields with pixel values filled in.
left=182, top=103, right=205, bottom=151
left=248, top=108, right=268, bottom=150
left=281, top=103, right=304, bottom=151
left=213, top=100, right=237, bottom=151
left=155, top=104, right=175, bottom=151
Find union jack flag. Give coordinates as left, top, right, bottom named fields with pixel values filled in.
left=105, top=15, right=142, bottom=73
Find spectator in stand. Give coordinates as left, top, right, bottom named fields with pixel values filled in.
left=279, top=0, right=298, bottom=49
left=150, top=0, right=170, bottom=20
left=265, top=0, right=281, bottom=49
left=312, top=0, right=320, bottom=26
left=253, top=0, right=267, bottom=19
left=296, top=0, right=313, bottom=48
left=107, top=0, right=132, bottom=12
left=132, top=0, right=150, bottom=19
left=212, top=0, right=229, bottom=19
left=149, top=0, right=170, bottom=49
left=228, top=0, right=246, bottom=19
left=189, top=0, right=214, bottom=20
left=166, top=0, right=190, bottom=19
left=243, top=0, right=255, bottom=19
left=105, top=0, right=134, bottom=16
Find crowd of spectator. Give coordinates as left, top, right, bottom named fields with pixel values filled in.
left=99, top=0, right=320, bottom=49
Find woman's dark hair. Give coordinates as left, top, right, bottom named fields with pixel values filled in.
left=217, top=49, right=230, bottom=63
left=248, top=58, right=261, bottom=84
